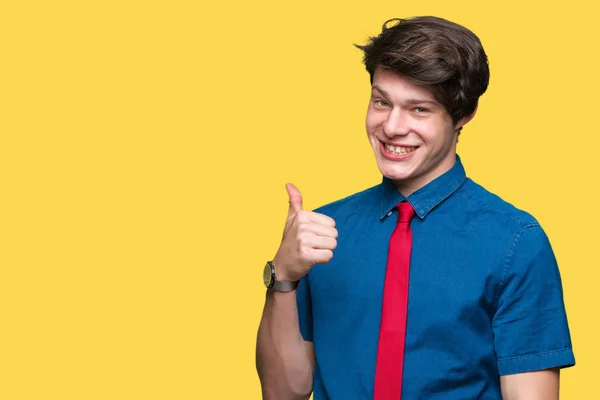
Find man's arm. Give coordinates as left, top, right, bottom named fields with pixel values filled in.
left=500, top=368, right=560, bottom=400
left=493, top=225, right=574, bottom=395
left=256, top=183, right=337, bottom=399
left=256, top=290, right=315, bottom=400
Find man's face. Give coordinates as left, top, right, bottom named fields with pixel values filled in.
left=366, top=68, right=469, bottom=195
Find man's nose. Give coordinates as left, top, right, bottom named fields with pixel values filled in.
left=382, top=108, right=410, bottom=137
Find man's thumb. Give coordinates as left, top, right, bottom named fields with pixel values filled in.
left=286, top=183, right=303, bottom=218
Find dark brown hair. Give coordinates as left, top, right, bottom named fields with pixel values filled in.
left=355, top=16, right=490, bottom=126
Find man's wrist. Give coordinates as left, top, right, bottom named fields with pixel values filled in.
left=266, top=259, right=300, bottom=292
left=270, top=257, right=295, bottom=282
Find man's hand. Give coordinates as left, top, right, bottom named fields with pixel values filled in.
left=272, top=183, right=337, bottom=282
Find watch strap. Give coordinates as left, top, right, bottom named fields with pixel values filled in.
left=271, top=279, right=299, bottom=292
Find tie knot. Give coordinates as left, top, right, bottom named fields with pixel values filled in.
left=396, top=201, right=415, bottom=223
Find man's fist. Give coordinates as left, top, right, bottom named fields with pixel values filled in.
left=272, top=183, right=338, bottom=282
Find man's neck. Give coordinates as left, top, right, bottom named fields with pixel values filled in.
left=393, top=154, right=457, bottom=197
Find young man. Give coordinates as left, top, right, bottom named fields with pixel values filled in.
left=256, top=16, right=574, bottom=399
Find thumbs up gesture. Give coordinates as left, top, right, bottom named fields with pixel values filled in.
left=272, top=183, right=338, bottom=282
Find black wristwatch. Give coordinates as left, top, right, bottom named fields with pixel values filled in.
left=263, top=261, right=300, bottom=292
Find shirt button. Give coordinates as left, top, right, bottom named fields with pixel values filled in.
left=387, top=211, right=392, bottom=217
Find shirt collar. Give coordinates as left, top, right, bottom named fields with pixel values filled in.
left=378, top=155, right=467, bottom=220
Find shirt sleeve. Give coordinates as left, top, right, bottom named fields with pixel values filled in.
left=296, top=274, right=313, bottom=342
left=492, top=224, right=575, bottom=375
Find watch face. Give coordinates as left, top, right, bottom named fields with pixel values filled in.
left=263, top=263, right=273, bottom=288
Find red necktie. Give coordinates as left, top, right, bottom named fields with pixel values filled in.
left=373, top=201, right=415, bottom=400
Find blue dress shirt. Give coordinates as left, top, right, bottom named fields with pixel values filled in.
left=296, top=155, right=575, bottom=399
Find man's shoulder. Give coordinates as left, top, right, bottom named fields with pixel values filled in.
left=312, top=183, right=381, bottom=218
left=457, top=178, right=540, bottom=228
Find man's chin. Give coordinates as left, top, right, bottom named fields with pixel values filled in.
left=384, top=174, right=411, bottom=183
left=379, top=171, right=412, bottom=185
left=377, top=163, right=413, bottom=181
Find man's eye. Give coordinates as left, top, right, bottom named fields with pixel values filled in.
left=414, top=107, right=429, bottom=113
left=375, top=99, right=390, bottom=107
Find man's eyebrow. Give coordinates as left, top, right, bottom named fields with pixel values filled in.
left=372, top=85, right=389, bottom=97
left=405, top=98, right=439, bottom=106
left=371, top=85, right=439, bottom=105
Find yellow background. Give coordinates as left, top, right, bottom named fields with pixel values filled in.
left=1, top=0, right=597, bottom=398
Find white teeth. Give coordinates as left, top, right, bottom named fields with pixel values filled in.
left=385, top=144, right=416, bottom=154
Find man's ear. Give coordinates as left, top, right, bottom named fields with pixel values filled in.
left=455, top=102, right=479, bottom=131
